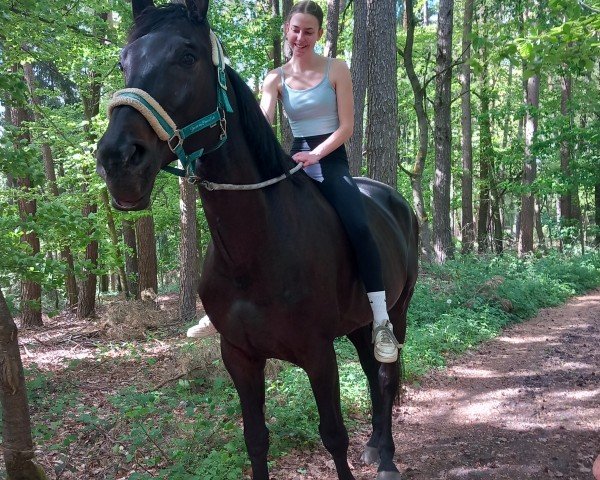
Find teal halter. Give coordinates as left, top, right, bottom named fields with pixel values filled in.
left=107, top=30, right=233, bottom=183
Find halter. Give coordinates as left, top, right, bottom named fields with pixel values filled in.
left=107, top=31, right=302, bottom=190
left=107, top=30, right=233, bottom=183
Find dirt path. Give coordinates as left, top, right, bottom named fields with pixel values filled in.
left=270, top=288, right=600, bottom=480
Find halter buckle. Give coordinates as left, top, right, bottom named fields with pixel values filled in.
left=168, top=130, right=184, bottom=153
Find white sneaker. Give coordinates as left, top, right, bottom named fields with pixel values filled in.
left=373, top=321, right=400, bottom=363
left=186, top=315, right=217, bottom=338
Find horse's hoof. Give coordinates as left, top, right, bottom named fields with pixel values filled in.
left=360, top=446, right=380, bottom=465
left=376, top=471, right=402, bottom=480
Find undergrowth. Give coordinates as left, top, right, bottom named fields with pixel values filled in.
left=16, top=250, right=600, bottom=479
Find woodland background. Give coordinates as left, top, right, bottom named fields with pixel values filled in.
left=1, top=0, right=599, bottom=324
left=0, top=0, right=599, bottom=478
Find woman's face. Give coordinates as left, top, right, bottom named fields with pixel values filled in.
left=285, top=12, right=322, bottom=58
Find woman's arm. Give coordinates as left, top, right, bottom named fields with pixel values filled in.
left=259, top=69, right=281, bottom=125
left=293, top=58, right=354, bottom=166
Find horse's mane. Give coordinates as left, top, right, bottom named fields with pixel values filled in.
left=225, top=66, right=293, bottom=179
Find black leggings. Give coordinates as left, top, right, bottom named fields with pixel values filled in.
left=291, top=135, right=384, bottom=292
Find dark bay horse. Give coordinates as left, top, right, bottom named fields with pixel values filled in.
left=96, top=1, right=418, bottom=478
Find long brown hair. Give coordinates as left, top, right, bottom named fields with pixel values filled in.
left=287, top=1, right=324, bottom=29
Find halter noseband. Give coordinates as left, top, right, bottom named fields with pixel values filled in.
left=107, top=30, right=233, bottom=183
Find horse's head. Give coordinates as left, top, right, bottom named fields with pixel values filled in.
left=96, top=0, right=224, bottom=210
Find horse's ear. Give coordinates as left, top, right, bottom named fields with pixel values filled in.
left=132, top=0, right=154, bottom=20
left=186, top=0, right=209, bottom=22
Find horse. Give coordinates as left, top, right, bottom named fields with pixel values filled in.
left=96, top=1, right=419, bottom=479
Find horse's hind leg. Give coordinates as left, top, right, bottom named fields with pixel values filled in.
left=305, top=344, right=355, bottom=480
left=221, top=339, right=269, bottom=480
left=347, top=326, right=385, bottom=464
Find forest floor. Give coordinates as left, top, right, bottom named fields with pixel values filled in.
left=12, top=288, right=600, bottom=480
left=270, top=288, right=600, bottom=480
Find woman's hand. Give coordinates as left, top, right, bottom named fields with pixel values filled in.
left=292, top=151, right=321, bottom=166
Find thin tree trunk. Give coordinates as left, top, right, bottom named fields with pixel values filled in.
left=0, top=289, right=48, bottom=479
left=100, top=188, right=129, bottom=296
left=518, top=74, right=540, bottom=255
left=535, top=198, right=546, bottom=250
left=178, top=177, right=199, bottom=323
left=595, top=183, right=600, bottom=247
left=280, top=0, right=294, bottom=152
left=366, top=0, right=398, bottom=188
left=136, top=213, right=159, bottom=295
left=77, top=202, right=98, bottom=319
left=347, top=0, right=368, bottom=176
left=122, top=219, right=140, bottom=299
left=23, top=62, right=79, bottom=310
left=459, top=0, right=474, bottom=254
left=477, top=34, right=492, bottom=253
left=432, top=0, right=455, bottom=263
left=401, top=0, right=434, bottom=261
left=324, top=0, right=340, bottom=58
left=8, top=66, right=43, bottom=328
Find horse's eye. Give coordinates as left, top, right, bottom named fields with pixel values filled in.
left=181, top=53, right=196, bottom=66
left=117, top=62, right=124, bottom=72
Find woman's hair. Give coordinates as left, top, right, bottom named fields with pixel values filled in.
left=287, top=1, right=324, bottom=29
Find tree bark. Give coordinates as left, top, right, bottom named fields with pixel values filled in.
left=122, top=219, right=140, bottom=299
left=366, top=0, right=398, bottom=188
left=100, top=188, right=129, bottom=296
left=324, top=0, right=340, bottom=58
left=279, top=0, right=294, bottom=152
left=0, top=289, right=48, bottom=480
left=77, top=202, right=98, bottom=319
left=595, top=183, right=600, bottom=248
left=518, top=74, right=540, bottom=256
left=459, top=0, right=474, bottom=254
left=347, top=0, right=368, bottom=176
left=477, top=33, right=492, bottom=253
left=178, top=177, right=199, bottom=323
left=135, top=213, right=159, bottom=295
left=401, top=0, right=434, bottom=261
left=8, top=66, right=43, bottom=328
left=432, top=0, right=455, bottom=263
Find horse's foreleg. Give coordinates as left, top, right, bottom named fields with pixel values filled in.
left=305, top=345, right=355, bottom=480
left=221, top=339, right=269, bottom=480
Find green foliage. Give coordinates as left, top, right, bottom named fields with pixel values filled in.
left=405, top=251, right=600, bottom=377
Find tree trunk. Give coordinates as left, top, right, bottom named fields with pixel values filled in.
left=23, top=62, right=79, bottom=310
left=8, top=69, right=43, bottom=328
left=280, top=0, right=294, bottom=152
left=535, top=198, right=546, bottom=250
left=459, top=0, right=474, bottom=254
left=347, top=0, right=368, bottom=176
left=122, top=219, right=140, bottom=299
left=432, top=0, right=455, bottom=263
left=477, top=32, right=492, bottom=253
left=518, top=74, right=540, bottom=256
left=136, top=213, right=159, bottom=295
left=401, top=0, right=434, bottom=261
left=178, top=177, right=199, bottom=324
left=324, top=0, right=340, bottom=58
left=366, top=0, right=398, bottom=188
left=595, top=183, right=600, bottom=247
left=0, top=289, right=48, bottom=480
left=77, top=202, right=98, bottom=319
left=100, top=189, right=129, bottom=296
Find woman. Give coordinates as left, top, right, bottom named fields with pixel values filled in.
left=189, top=1, right=399, bottom=363
left=259, top=0, right=399, bottom=363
